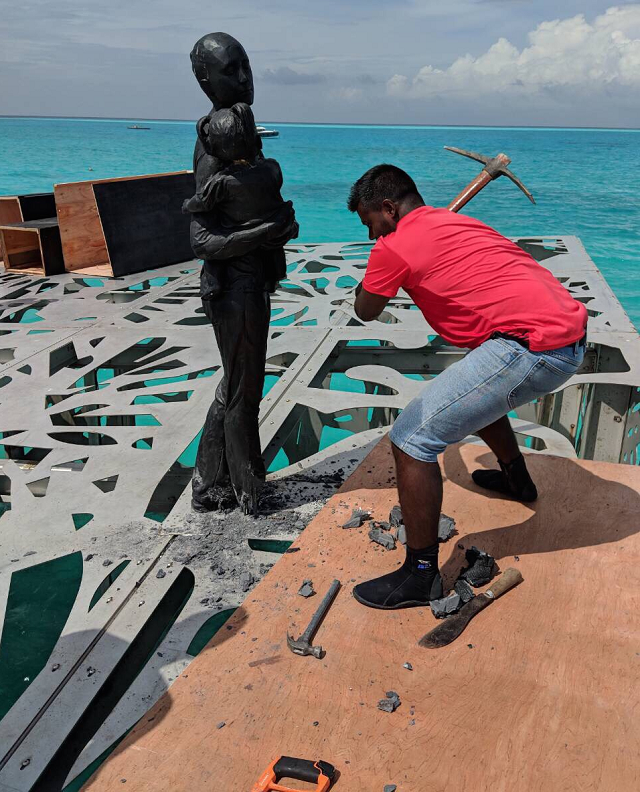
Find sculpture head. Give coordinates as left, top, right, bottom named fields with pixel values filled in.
left=197, top=103, right=259, bottom=163
left=190, top=32, right=254, bottom=109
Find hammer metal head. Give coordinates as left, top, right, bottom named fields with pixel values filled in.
left=287, top=632, right=324, bottom=659
left=445, top=145, right=535, bottom=204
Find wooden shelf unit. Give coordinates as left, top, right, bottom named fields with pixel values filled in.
left=0, top=217, right=64, bottom=275
left=0, top=192, right=56, bottom=267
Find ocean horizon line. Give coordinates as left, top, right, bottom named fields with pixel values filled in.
left=1, top=114, right=640, bottom=133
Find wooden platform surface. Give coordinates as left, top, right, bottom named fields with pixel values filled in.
left=85, top=441, right=640, bottom=791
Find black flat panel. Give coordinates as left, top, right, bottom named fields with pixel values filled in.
left=93, top=174, right=194, bottom=276
left=39, top=225, right=65, bottom=275
left=19, top=192, right=56, bottom=221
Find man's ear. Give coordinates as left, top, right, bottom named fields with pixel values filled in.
left=381, top=198, right=398, bottom=219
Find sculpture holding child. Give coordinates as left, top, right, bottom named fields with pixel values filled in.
left=188, top=33, right=298, bottom=515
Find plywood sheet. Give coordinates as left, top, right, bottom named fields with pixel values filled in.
left=54, top=172, right=190, bottom=274
left=54, top=180, right=110, bottom=272
left=0, top=197, right=22, bottom=265
left=85, top=440, right=640, bottom=792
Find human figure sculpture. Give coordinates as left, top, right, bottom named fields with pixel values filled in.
left=189, top=33, right=298, bottom=515
left=183, top=102, right=294, bottom=297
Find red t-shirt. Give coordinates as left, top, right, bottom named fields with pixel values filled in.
left=362, top=206, right=587, bottom=351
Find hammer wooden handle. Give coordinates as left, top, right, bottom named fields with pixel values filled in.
left=447, top=170, right=492, bottom=212
left=486, top=567, right=523, bottom=599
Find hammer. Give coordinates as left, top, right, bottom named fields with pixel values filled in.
left=287, top=579, right=341, bottom=659
left=444, top=146, right=535, bottom=213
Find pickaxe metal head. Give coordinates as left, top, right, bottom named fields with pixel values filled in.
left=445, top=146, right=535, bottom=204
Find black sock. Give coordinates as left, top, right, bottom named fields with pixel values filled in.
left=406, top=544, right=439, bottom=578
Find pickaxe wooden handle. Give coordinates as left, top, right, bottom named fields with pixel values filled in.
left=445, top=147, right=535, bottom=213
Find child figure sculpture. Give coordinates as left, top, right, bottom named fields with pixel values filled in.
left=183, top=102, right=297, bottom=299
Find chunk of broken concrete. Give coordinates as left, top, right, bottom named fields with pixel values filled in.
left=368, top=526, right=396, bottom=550
left=430, top=591, right=462, bottom=619
left=377, top=690, right=401, bottom=713
left=396, top=524, right=407, bottom=546
left=437, top=513, right=456, bottom=543
left=298, top=579, right=315, bottom=598
left=389, top=505, right=403, bottom=528
left=454, top=578, right=475, bottom=604
left=240, top=572, right=255, bottom=593
left=460, top=545, right=495, bottom=587
left=342, top=508, right=371, bottom=529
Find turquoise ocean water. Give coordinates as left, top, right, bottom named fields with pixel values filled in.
left=1, top=116, right=638, bottom=328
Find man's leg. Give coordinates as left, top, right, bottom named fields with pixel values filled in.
left=393, top=446, right=442, bottom=548
left=353, top=338, right=533, bottom=610
left=473, top=415, right=537, bottom=502
left=352, top=443, right=444, bottom=610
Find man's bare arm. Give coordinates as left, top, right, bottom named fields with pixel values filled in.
left=354, top=282, right=390, bottom=322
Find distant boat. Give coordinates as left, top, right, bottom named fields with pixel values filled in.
left=257, top=126, right=279, bottom=138
left=128, top=124, right=150, bottom=130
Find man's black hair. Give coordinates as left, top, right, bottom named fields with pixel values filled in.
left=347, top=164, right=420, bottom=212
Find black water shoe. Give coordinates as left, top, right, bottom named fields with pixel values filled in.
left=472, top=453, right=538, bottom=503
left=353, top=546, right=443, bottom=609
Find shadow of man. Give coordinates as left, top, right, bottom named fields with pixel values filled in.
left=439, top=441, right=640, bottom=586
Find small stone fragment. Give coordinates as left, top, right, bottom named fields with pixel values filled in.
left=85, top=554, right=94, bottom=562
left=384, top=786, right=397, bottom=792
left=298, top=579, right=315, bottom=598
left=459, top=546, right=495, bottom=587
left=156, top=568, right=166, bottom=579
left=453, top=578, right=475, bottom=604
left=403, top=662, right=413, bottom=671
left=430, top=591, right=462, bottom=619
left=23, top=551, right=36, bottom=557
left=51, top=663, right=60, bottom=672
left=389, top=505, right=403, bottom=528
left=377, top=690, right=401, bottom=713
left=102, top=559, right=113, bottom=567
left=240, top=572, right=255, bottom=592
left=342, top=508, right=371, bottom=529
left=396, top=524, right=407, bottom=546
left=313, top=721, right=319, bottom=726
left=20, top=758, right=30, bottom=770
left=371, top=520, right=391, bottom=531
left=87, top=666, right=96, bottom=677
left=368, top=526, right=396, bottom=550
left=216, top=721, right=226, bottom=729
left=437, top=513, right=456, bottom=543
left=467, top=643, right=474, bottom=649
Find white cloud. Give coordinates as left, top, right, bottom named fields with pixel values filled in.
left=338, top=87, right=363, bottom=100
left=388, top=5, right=640, bottom=99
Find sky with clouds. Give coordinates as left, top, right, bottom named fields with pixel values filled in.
left=2, top=1, right=640, bottom=126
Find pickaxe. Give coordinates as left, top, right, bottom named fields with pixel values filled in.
left=444, top=146, right=535, bottom=213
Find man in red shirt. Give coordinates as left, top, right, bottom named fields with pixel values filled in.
left=348, top=164, right=587, bottom=610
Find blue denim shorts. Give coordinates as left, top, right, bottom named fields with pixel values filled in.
left=389, top=336, right=585, bottom=463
